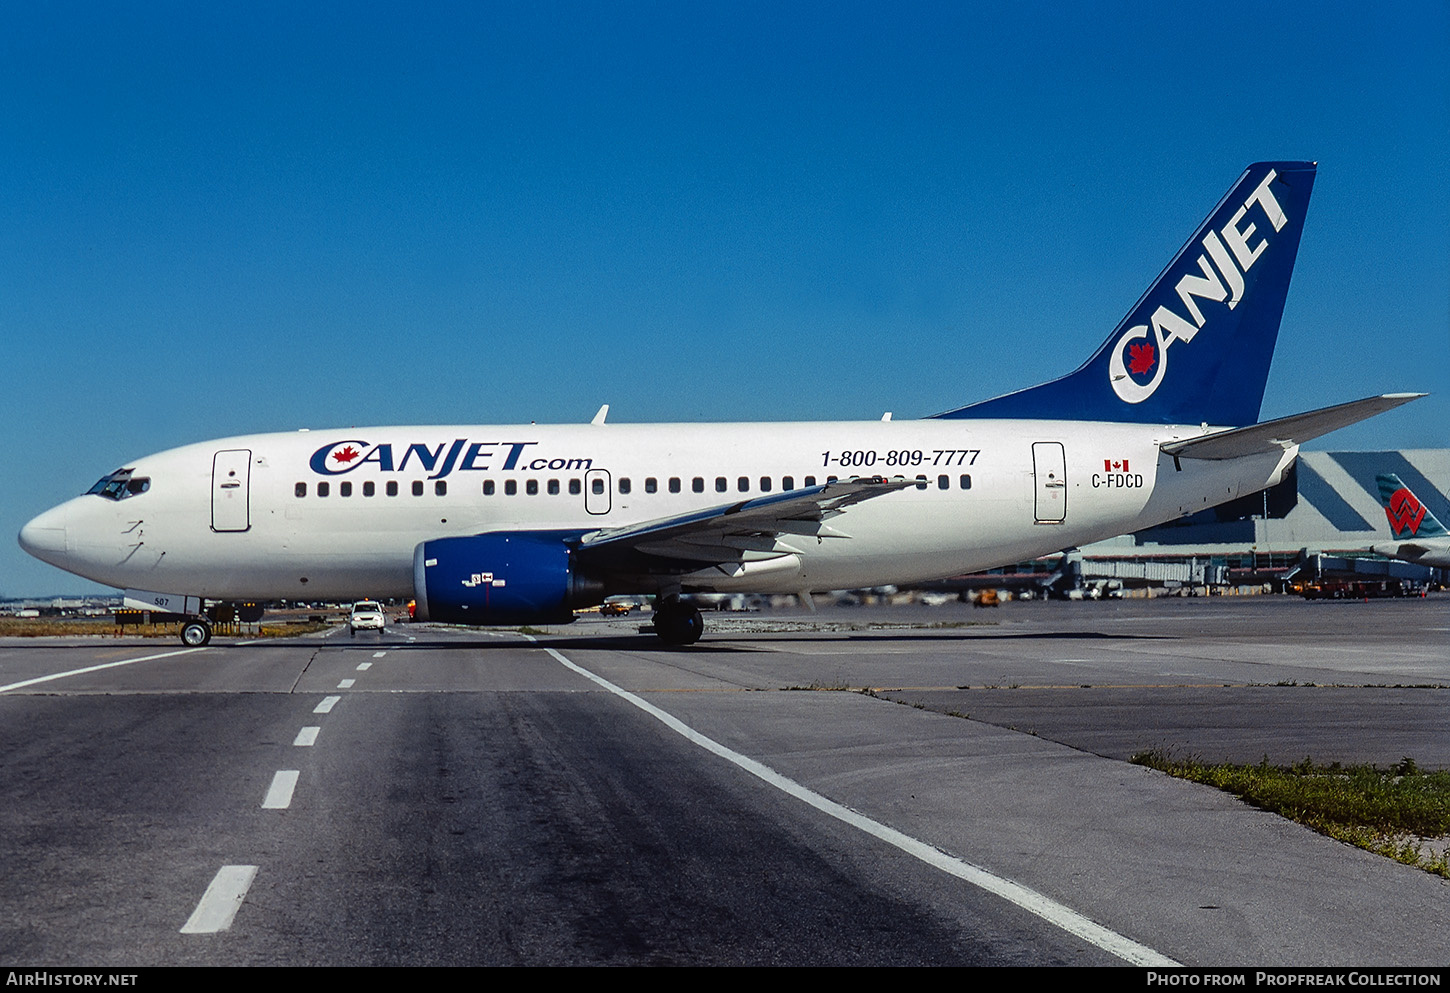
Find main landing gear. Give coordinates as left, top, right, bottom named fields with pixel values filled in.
left=652, top=598, right=704, bottom=646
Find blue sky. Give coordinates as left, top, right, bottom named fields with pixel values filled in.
left=4, top=1, right=1447, bottom=596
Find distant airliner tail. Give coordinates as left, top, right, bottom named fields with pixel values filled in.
left=936, top=161, right=1318, bottom=426
left=1377, top=473, right=1449, bottom=540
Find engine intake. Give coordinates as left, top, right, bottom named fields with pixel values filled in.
left=413, top=532, right=602, bottom=625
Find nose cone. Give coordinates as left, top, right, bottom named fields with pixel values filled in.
left=18, top=505, right=69, bottom=569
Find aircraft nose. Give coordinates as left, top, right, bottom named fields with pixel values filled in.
left=18, top=506, right=69, bottom=568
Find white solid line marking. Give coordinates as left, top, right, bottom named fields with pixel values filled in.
left=262, top=770, right=300, bottom=809
left=337, top=678, right=355, bottom=689
left=356, top=662, right=372, bottom=671
left=180, top=865, right=257, bottom=934
left=372, top=651, right=387, bottom=658
left=314, top=695, right=341, bottom=714
left=0, top=647, right=208, bottom=694
left=294, top=727, right=320, bottom=746
left=530, top=638, right=1179, bottom=968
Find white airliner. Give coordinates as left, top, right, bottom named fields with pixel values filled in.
left=1370, top=474, right=1450, bottom=569
left=18, top=162, right=1422, bottom=646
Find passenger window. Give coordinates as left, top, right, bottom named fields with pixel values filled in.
left=592, top=478, right=605, bottom=495
left=827, top=476, right=838, bottom=484
left=340, top=481, right=352, bottom=497
left=526, top=479, right=538, bottom=495
left=782, top=476, right=794, bottom=490
left=412, top=480, right=424, bottom=496
left=569, top=479, right=581, bottom=495
left=548, top=479, right=560, bottom=495
left=938, top=475, right=949, bottom=490
left=483, top=480, right=495, bottom=495
left=435, top=480, right=447, bottom=496
left=318, top=482, right=330, bottom=497
left=645, top=477, right=657, bottom=493
left=363, top=481, right=375, bottom=497
left=670, top=477, right=681, bottom=493
left=619, top=478, right=631, bottom=495
left=505, top=480, right=517, bottom=496
left=692, top=477, right=704, bottom=493
left=387, top=481, right=398, bottom=497
left=960, top=474, right=972, bottom=490
left=915, top=474, right=927, bottom=490
left=737, top=476, right=749, bottom=492
left=295, top=482, right=307, bottom=498
left=760, top=477, right=771, bottom=492
left=715, top=477, right=727, bottom=493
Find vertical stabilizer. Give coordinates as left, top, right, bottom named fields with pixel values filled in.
left=1376, top=473, right=1449, bottom=540
left=936, top=162, right=1317, bottom=426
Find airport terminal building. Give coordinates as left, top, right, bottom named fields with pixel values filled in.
left=980, top=450, right=1450, bottom=594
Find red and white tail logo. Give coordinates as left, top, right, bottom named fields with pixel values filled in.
left=1386, top=488, right=1426, bottom=536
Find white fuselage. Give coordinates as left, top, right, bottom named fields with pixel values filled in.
left=21, top=418, right=1297, bottom=602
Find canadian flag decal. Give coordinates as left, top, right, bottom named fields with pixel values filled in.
left=1104, top=459, right=1130, bottom=472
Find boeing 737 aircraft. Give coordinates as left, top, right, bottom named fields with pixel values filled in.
left=18, top=162, right=1422, bottom=645
left=1371, top=474, right=1450, bottom=568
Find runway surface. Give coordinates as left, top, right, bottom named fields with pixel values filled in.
left=1, top=595, right=1446, bottom=966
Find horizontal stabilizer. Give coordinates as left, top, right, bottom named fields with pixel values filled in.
left=1161, top=393, right=1425, bottom=461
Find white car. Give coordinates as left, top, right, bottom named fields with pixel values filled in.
left=349, top=601, right=386, bottom=635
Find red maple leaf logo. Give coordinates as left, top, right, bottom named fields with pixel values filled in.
left=331, top=445, right=361, bottom=465
left=1127, top=342, right=1155, bottom=376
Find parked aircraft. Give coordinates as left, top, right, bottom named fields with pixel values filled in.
left=1371, top=473, right=1450, bottom=569
left=18, top=162, right=1421, bottom=645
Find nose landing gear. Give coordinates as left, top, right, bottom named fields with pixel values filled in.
left=180, top=619, right=212, bottom=647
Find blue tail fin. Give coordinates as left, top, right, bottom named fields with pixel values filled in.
left=1377, top=473, right=1450, bottom=540
left=936, top=162, right=1317, bottom=426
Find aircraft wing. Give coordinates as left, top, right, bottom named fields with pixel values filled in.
left=573, top=476, right=917, bottom=568
left=1160, top=394, right=1425, bottom=461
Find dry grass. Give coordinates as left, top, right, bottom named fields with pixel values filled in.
left=0, top=616, right=331, bottom=638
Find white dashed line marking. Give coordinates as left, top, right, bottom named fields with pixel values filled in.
left=293, top=727, right=320, bottom=747
left=180, top=865, right=258, bottom=934
left=356, top=662, right=372, bottom=671
left=338, top=678, right=355, bottom=689
left=373, top=651, right=387, bottom=658
left=262, top=770, right=300, bottom=809
left=314, top=696, right=341, bottom=714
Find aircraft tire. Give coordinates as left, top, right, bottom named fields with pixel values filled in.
left=180, top=620, right=212, bottom=647
left=654, top=602, right=704, bottom=646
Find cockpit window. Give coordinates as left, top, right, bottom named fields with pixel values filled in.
left=86, top=469, right=150, bottom=501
